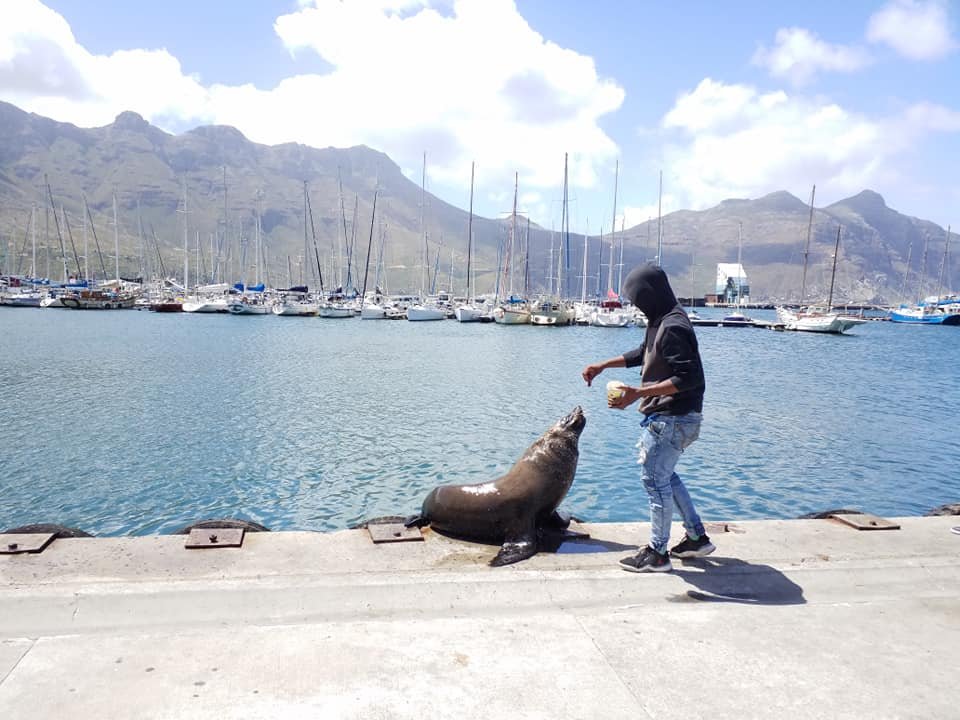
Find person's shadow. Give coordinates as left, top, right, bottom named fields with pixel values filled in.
left=670, top=556, right=806, bottom=605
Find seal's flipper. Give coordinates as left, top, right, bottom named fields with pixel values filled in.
left=403, top=514, right=428, bottom=528
left=490, top=538, right=538, bottom=566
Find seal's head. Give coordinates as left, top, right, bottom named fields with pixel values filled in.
left=556, top=406, right=586, bottom=437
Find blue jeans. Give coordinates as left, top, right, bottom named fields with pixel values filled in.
left=637, top=412, right=705, bottom=554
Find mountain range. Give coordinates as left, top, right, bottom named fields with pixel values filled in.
left=0, top=100, right=954, bottom=304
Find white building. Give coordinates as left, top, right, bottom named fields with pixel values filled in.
left=716, top=263, right=750, bottom=304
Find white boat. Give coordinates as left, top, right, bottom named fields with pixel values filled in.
left=183, top=296, right=229, bottom=313
left=454, top=303, right=488, bottom=322
left=360, top=303, right=387, bottom=320
left=406, top=303, right=446, bottom=321
left=530, top=298, right=576, bottom=326
left=318, top=302, right=354, bottom=318
left=589, top=299, right=633, bottom=327
left=228, top=297, right=271, bottom=315
left=273, top=299, right=319, bottom=316
left=0, top=289, right=43, bottom=307
left=492, top=303, right=531, bottom=325
left=776, top=306, right=866, bottom=333
left=40, top=295, right=64, bottom=308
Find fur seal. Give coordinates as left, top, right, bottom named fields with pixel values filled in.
left=408, top=406, right=586, bottom=566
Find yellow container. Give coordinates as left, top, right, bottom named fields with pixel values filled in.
left=606, top=381, right=627, bottom=403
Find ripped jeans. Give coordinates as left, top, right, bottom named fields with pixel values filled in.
left=636, top=412, right=705, bottom=554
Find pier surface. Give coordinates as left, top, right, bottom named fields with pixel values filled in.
left=2, top=517, right=958, bottom=719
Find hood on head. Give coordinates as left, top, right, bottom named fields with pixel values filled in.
left=621, top=263, right=678, bottom=322
left=557, top=406, right=586, bottom=437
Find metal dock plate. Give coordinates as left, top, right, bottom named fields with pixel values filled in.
left=830, top=513, right=900, bottom=531
left=368, top=522, right=423, bottom=544
left=0, top=533, right=56, bottom=554
left=185, top=528, right=245, bottom=548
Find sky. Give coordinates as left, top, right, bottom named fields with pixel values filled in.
left=1, top=0, right=958, bottom=233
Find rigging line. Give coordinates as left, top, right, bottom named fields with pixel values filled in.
left=44, top=176, right=77, bottom=278
left=13, top=209, right=30, bottom=276
left=305, top=184, right=325, bottom=294
left=84, top=197, right=108, bottom=280
left=149, top=224, right=167, bottom=278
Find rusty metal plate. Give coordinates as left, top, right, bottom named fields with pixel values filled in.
left=830, top=513, right=900, bottom=531
left=368, top=522, right=423, bottom=544
left=184, top=527, right=244, bottom=548
left=0, top=533, right=56, bottom=554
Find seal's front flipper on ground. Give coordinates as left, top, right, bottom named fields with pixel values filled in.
left=491, top=535, right=538, bottom=566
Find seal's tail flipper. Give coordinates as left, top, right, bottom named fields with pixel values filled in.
left=490, top=539, right=537, bottom=566
left=403, top=514, right=428, bottom=529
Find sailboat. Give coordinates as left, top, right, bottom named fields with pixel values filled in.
left=408, top=153, right=446, bottom=321
left=530, top=154, right=576, bottom=326
left=455, top=162, right=487, bottom=323
left=493, top=172, right=531, bottom=325
left=890, top=225, right=960, bottom=324
left=777, top=186, right=866, bottom=333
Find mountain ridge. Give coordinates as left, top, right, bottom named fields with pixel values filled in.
left=0, top=100, right=955, bottom=303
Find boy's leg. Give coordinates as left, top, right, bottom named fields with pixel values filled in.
left=638, top=417, right=684, bottom=554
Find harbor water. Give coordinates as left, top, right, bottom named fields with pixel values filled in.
left=1, top=308, right=958, bottom=536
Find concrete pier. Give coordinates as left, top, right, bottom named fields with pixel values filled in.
left=2, top=517, right=958, bottom=719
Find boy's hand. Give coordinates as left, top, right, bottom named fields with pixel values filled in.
left=582, top=363, right=604, bottom=386
left=609, top=386, right=643, bottom=410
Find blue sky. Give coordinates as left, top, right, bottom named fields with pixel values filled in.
left=2, top=0, right=958, bottom=231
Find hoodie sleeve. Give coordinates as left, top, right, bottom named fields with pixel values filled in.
left=622, top=341, right=645, bottom=368
left=659, top=326, right=704, bottom=392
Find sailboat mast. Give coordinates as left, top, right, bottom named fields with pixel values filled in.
left=596, top=225, right=604, bottom=296
left=559, top=153, right=569, bottom=298
left=800, top=184, right=816, bottom=306
left=610, top=159, right=619, bottom=293
left=30, top=204, right=36, bottom=278
left=303, top=181, right=309, bottom=288
left=827, top=225, right=841, bottom=311
left=360, top=183, right=378, bottom=309
left=580, top=221, right=588, bottom=304
left=935, top=226, right=950, bottom=304
left=736, top=221, right=743, bottom=308
left=618, top=216, right=625, bottom=294
left=112, top=191, right=120, bottom=283
left=509, top=172, right=518, bottom=296
left=420, top=152, right=427, bottom=297
left=467, top=161, right=474, bottom=299
left=337, top=168, right=347, bottom=290
left=182, top=177, right=189, bottom=290
left=917, top=234, right=930, bottom=304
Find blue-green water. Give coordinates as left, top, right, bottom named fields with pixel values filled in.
left=1, top=308, right=958, bottom=535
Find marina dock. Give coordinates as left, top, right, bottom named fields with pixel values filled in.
left=2, top=517, right=958, bottom=719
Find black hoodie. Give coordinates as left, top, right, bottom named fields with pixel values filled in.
left=621, top=263, right=705, bottom=416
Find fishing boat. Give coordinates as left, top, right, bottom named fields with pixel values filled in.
left=61, top=288, right=136, bottom=309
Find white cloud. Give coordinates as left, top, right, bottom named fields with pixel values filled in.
left=752, top=27, right=872, bottom=85
left=658, top=78, right=960, bottom=212
left=867, top=0, right=957, bottom=60
left=0, top=0, right=623, bottom=215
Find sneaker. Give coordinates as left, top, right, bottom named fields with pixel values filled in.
left=619, top=546, right=672, bottom=573
left=669, top=533, right=716, bottom=558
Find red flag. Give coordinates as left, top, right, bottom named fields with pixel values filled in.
left=607, top=288, right=618, bottom=299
